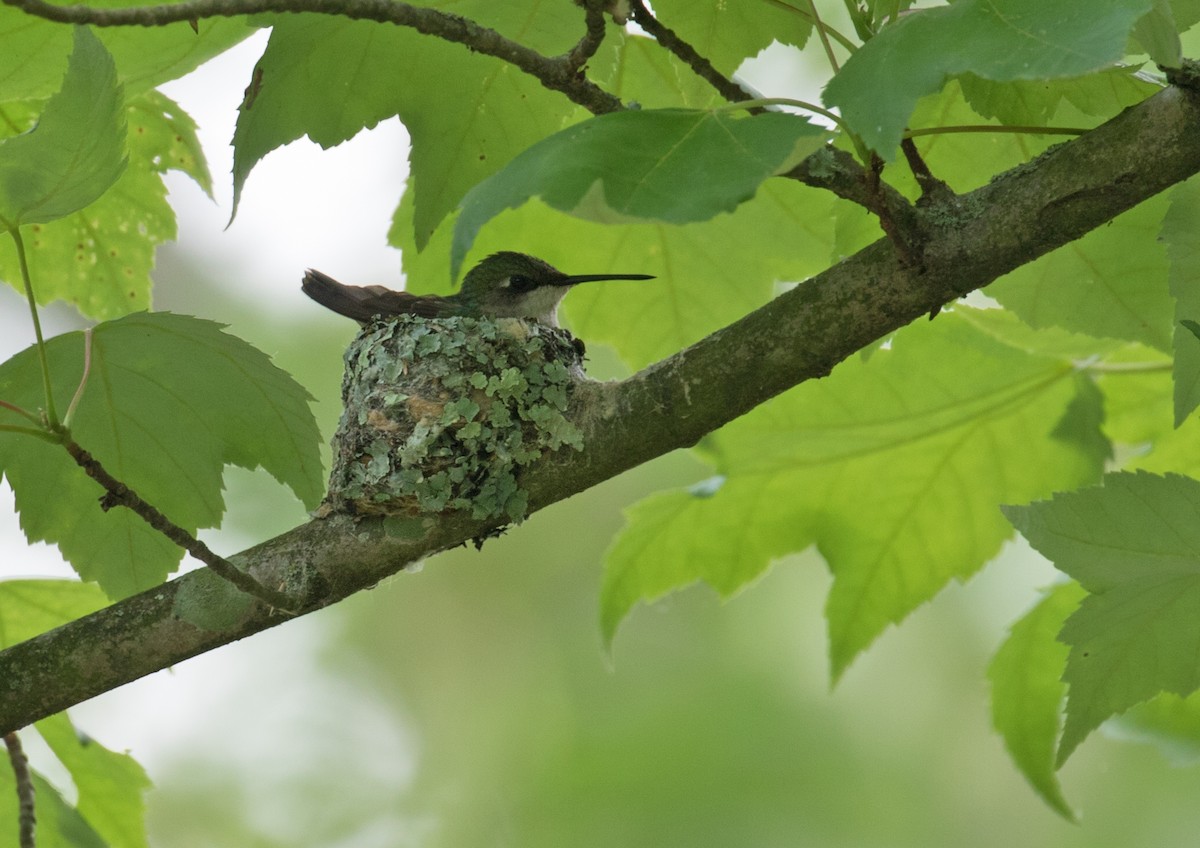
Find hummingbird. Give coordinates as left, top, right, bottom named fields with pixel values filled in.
left=302, top=251, right=654, bottom=328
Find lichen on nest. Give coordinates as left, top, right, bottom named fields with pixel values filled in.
left=324, top=313, right=586, bottom=523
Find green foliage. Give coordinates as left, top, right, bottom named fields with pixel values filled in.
left=5, top=0, right=1200, bottom=840
left=0, top=83, right=211, bottom=317
left=232, top=6, right=581, bottom=245
left=0, top=27, right=126, bottom=229
left=37, top=713, right=151, bottom=848
left=0, top=313, right=322, bottom=598
left=987, top=194, right=1173, bottom=350
left=988, top=581, right=1085, bottom=819
left=0, top=6, right=251, bottom=103
left=0, top=714, right=150, bottom=847
left=1166, top=177, right=1200, bottom=422
left=452, top=109, right=827, bottom=276
left=1005, top=472, right=1200, bottom=762
left=824, top=0, right=1155, bottom=156
left=0, top=579, right=106, bottom=647
left=602, top=313, right=1106, bottom=674
left=649, top=0, right=812, bottom=75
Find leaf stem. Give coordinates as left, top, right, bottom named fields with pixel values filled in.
left=805, top=0, right=840, bottom=72
left=64, top=327, right=93, bottom=426
left=0, top=423, right=59, bottom=441
left=0, top=399, right=42, bottom=426
left=7, top=227, right=58, bottom=428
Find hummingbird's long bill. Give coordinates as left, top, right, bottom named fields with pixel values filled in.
left=559, top=273, right=655, bottom=285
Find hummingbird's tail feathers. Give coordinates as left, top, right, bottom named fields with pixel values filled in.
left=302, top=269, right=452, bottom=323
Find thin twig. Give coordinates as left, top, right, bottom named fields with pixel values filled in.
left=564, top=0, right=607, bottom=73
left=627, top=0, right=756, bottom=106
left=4, top=732, right=35, bottom=848
left=62, top=437, right=301, bottom=612
left=0, top=0, right=625, bottom=114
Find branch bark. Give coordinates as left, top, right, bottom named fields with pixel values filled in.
left=1, top=75, right=1198, bottom=735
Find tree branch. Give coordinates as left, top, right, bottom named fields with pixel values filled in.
left=1, top=75, right=1198, bottom=735
left=0, top=0, right=625, bottom=114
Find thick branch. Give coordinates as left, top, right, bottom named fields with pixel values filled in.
left=0, top=0, right=624, bottom=114
left=1, top=76, right=1199, bottom=736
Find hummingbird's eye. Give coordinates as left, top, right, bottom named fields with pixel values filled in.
left=508, top=274, right=536, bottom=293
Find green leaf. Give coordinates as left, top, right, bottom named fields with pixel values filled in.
left=0, top=27, right=126, bottom=228
left=823, top=0, right=1155, bottom=156
left=988, top=581, right=1085, bottom=820
left=128, top=89, right=213, bottom=198
left=600, top=477, right=803, bottom=646
left=37, top=713, right=150, bottom=848
left=958, top=65, right=1159, bottom=126
left=232, top=10, right=578, bottom=247
left=0, top=90, right=209, bottom=318
left=396, top=177, right=838, bottom=371
left=452, top=109, right=827, bottom=276
left=954, top=305, right=1124, bottom=360
left=588, top=32, right=719, bottom=110
left=1164, top=178, right=1200, bottom=423
left=648, top=0, right=811, bottom=76
left=602, top=314, right=1105, bottom=672
left=1, top=774, right=108, bottom=848
left=1004, top=471, right=1200, bottom=764
left=986, top=194, right=1173, bottom=351
left=0, top=313, right=323, bottom=599
left=1131, top=0, right=1184, bottom=66
left=1116, top=691, right=1200, bottom=764
left=0, top=580, right=107, bottom=647
left=0, top=7, right=253, bottom=103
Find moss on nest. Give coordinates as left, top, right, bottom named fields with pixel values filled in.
left=325, top=314, right=585, bottom=523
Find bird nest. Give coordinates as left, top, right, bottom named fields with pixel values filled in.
left=323, top=314, right=586, bottom=523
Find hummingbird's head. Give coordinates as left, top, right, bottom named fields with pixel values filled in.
left=459, top=252, right=653, bottom=326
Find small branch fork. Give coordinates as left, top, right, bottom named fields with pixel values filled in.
left=4, top=732, right=35, bottom=848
